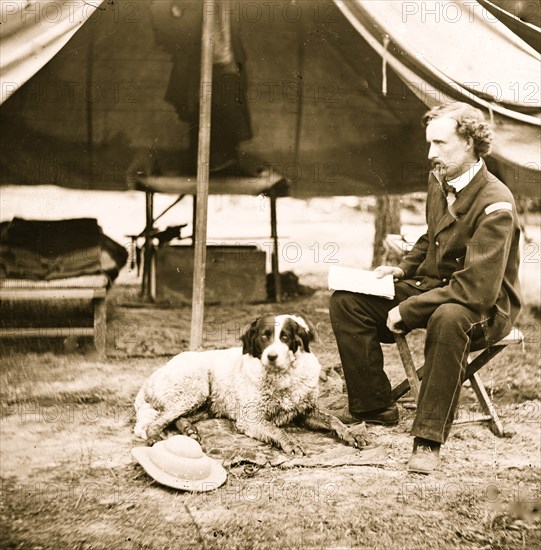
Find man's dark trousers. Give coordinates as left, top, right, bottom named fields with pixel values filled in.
left=329, top=283, right=507, bottom=444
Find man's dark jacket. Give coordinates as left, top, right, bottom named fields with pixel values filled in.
left=397, top=163, right=522, bottom=339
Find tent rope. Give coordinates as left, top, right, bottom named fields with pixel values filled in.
left=381, top=34, right=390, bottom=96
left=488, top=105, right=495, bottom=126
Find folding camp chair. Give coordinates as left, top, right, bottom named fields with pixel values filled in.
left=392, top=329, right=524, bottom=437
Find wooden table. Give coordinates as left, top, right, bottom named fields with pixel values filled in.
left=133, top=164, right=290, bottom=302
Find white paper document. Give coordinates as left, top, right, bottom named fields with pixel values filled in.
left=328, top=266, right=395, bottom=299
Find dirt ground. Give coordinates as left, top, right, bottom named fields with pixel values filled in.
left=1, top=191, right=540, bottom=549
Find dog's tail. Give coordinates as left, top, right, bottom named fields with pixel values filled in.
left=133, top=386, right=158, bottom=440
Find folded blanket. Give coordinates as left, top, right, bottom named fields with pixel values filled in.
left=0, top=218, right=128, bottom=281
left=2, top=218, right=102, bottom=255
left=0, top=244, right=102, bottom=280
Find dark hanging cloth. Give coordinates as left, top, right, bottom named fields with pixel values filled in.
left=150, top=0, right=253, bottom=171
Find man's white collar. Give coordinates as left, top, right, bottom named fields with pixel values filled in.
left=448, top=158, right=483, bottom=193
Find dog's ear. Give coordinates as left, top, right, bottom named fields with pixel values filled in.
left=292, top=315, right=315, bottom=353
left=295, top=324, right=312, bottom=353
left=241, top=319, right=261, bottom=357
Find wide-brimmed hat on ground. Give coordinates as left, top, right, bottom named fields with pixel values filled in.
left=132, top=435, right=227, bottom=492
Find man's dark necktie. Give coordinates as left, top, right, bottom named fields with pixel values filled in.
left=443, top=180, right=457, bottom=207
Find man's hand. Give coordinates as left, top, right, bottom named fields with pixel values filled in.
left=387, top=305, right=405, bottom=334
left=374, top=265, right=404, bottom=281
left=375, top=266, right=405, bottom=332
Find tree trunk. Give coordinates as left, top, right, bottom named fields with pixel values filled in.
left=372, top=194, right=402, bottom=268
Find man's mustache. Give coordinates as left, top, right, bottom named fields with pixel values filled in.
left=431, top=163, right=446, bottom=183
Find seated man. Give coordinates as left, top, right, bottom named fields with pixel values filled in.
left=330, top=102, right=522, bottom=474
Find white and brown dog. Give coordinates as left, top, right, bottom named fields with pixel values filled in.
left=134, top=314, right=367, bottom=455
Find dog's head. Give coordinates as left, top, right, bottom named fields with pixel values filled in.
left=241, top=314, right=315, bottom=369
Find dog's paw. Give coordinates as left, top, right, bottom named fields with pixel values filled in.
left=283, top=442, right=305, bottom=457
left=145, top=424, right=166, bottom=446
left=340, top=430, right=360, bottom=448
left=133, top=425, right=149, bottom=441
left=347, top=422, right=372, bottom=449
left=174, top=418, right=201, bottom=442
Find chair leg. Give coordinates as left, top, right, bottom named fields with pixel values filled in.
left=468, top=372, right=505, bottom=437
left=391, top=334, right=508, bottom=437
left=394, top=334, right=420, bottom=401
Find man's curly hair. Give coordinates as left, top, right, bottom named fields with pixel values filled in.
left=422, top=102, right=494, bottom=157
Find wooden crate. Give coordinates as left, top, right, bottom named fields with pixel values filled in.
left=153, top=245, right=267, bottom=304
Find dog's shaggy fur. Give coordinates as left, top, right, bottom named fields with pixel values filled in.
left=134, top=314, right=367, bottom=454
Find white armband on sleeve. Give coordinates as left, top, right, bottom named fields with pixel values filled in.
left=485, top=202, right=512, bottom=215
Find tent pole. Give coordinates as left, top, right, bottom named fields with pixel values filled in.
left=190, top=4, right=214, bottom=350
left=191, top=195, right=197, bottom=246
left=142, top=191, right=154, bottom=301
left=270, top=195, right=281, bottom=302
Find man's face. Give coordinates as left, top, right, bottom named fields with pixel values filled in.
left=426, top=117, right=476, bottom=180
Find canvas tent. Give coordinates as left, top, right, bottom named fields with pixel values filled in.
left=1, top=0, right=540, bottom=197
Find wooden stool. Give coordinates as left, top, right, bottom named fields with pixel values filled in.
left=392, top=329, right=524, bottom=437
